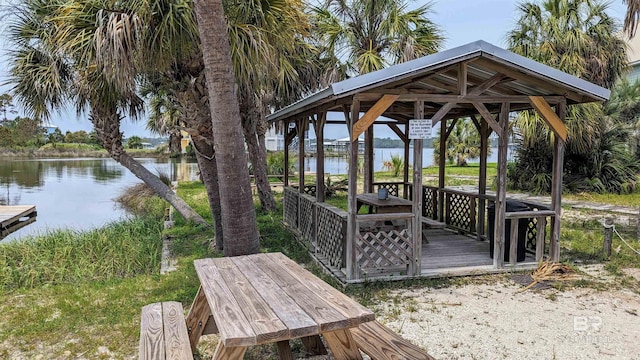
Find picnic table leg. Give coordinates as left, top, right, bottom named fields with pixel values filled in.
left=185, top=286, right=213, bottom=351
left=322, top=329, right=363, bottom=360
left=301, top=335, right=328, bottom=355
left=212, top=342, right=247, bottom=360
left=276, top=340, right=294, bottom=360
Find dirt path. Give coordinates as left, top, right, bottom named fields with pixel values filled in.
left=372, top=277, right=640, bottom=360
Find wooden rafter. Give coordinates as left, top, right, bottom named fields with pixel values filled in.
left=472, top=102, right=502, bottom=135
left=351, top=94, right=399, bottom=141
left=529, top=96, right=568, bottom=141
left=387, top=123, right=407, bottom=142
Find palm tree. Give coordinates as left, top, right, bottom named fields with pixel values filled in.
left=6, top=0, right=208, bottom=225
left=508, top=0, right=627, bottom=89
left=624, top=0, right=640, bottom=37
left=507, top=0, right=638, bottom=194
left=311, top=0, right=443, bottom=78
left=192, top=0, right=260, bottom=256
left=433, top=118, right=486, bottom=167
left=143, top=88, right=182, bottom=155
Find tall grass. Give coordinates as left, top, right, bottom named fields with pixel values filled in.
left=0, top=218, right=163, bottom=291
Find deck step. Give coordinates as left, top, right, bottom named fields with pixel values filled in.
left=352, top=321, right=434, bottom=360
left=139, top=302, right=193, bottom=360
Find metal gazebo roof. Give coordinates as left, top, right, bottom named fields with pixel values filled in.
left=267, top=40, right=610, bottom=123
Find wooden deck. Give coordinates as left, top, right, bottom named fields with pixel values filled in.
left=421, top=228, right=537, bottom=277
left=0, top=205, right=37, bottom=238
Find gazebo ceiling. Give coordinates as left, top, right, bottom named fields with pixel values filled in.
left=267, top=40, right=611, bottom=124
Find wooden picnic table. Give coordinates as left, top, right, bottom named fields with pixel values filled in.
left=186, top=252, right=375, bottom=359
left=356, top=193, right=413, bottom=214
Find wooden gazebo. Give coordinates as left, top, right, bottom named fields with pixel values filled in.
left=267, top=41, right=610, bottom=283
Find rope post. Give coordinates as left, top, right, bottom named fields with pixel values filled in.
left=603, top=217, right=614, bottom=258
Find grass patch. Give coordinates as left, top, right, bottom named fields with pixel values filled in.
left=564, top=190, right=640, bottom=207
left=0, top=218, right=164, bottom=291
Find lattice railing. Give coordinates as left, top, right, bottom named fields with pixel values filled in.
left=316, top=203, right=347, bottom=268
left=445, top=189, right=478, bottom=233
left=354, top=214, right=414, bottom=275
left=283, top=187, right=299, bottom=228
left=303, top=184, right=317, bottom=196
left=422, top=186, right=438, bottom=219
left=374, top=182, right=413, bottom=199
left=298, top=193, right=316, bottom=247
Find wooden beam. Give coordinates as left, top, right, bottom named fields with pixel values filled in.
left=550, top=101, right=566, bottom=262
left=403, top=122, right=410, bottom=198
left=347, top=100, right=361, bottom=281
left=364, top=126, right=374, bottom=193
left=351, top=94, right=399, bottom=141
left=315, top=112, right=326, bottom=203
left=387, top=123, right=407, bottom=142
left=493, top=102, right=510, bottom=269
left=458, top=63, right=468, bottom=96
left=358, top=92, right=566, bottom=104
left=477, top=116, right=488, bottom=241
left=529, top=96, right=568, bottom=141
left=472, top=102, right=502, bottom=135
left=412, top=101, right=425, bottom=274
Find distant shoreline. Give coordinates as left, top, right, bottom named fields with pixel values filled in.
left=0, top=146, right=169, bottom=159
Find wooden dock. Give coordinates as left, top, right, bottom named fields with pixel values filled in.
left=0, top=205, right=37, bottom=238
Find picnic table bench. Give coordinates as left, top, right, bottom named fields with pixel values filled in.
left=139, top=252, right=434, bottom=359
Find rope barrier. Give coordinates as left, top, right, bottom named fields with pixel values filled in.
left=608, top=223, right=640, bottom=256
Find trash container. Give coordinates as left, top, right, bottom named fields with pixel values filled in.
left=488, top=200, right=530, bottom=262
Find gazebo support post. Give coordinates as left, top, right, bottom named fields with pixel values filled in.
left=412, top=101, right=425, bottom=275
left=315, top=112, right=326, bottom=203
left=478, top=117, right=489, bottom=241
left=284, top=123, right=293, bottom=187
left=438, top=118, right=447, bottom=222
left=493, top=102, right=510, bottom=268
left=550, top=101, right=566, bottom=261
left=365, top=126, right=374, bottom=193
left=403, top=122, right=410, bottom=199
left=346, top=100, right=361, bottom=280
left=297, top=118, right=305, bottom=193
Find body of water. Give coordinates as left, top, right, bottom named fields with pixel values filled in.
left=298, top=147, right=508, bottom=175
left=0, top=157, right=200, bottom=242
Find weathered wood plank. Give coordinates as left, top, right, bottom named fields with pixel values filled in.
left=185, top=287, right=212, bottom=351
left=529, top=96, right=567, bottom=141
left=193, top=258, right=257, bottom=347
left=230, top=256, right=319, bottom=339
left=211, top=342, right=247, bottom=360
left=351, top=321, right=434, bottom=360
left=505, top=210, right=555, bottom=219
left=213, top=257, right=289, bottom=346
left=277, top=341, right=294, bottom=360
left=322, top=329, right=363, bottom=360
left=351, top=94, right=399, bottom=141
left=509, top=220, right=518, bottom=266
left=139, top=303, right=165, bottom=360
left=536, top=217, right=547, bottom=261
left=162, top=302, right=193, bottom=360
left=251, top=254, right=350, bottom=332
left=270, top=253, right=374, bottom=326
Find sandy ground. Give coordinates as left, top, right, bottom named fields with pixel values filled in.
left=368, top=273, right=640, bottom=360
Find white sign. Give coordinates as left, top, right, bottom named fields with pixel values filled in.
left=408, top=119, right=432, bottom=139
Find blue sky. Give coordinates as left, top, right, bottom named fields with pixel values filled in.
left=0, top=0, right=629, bottom=138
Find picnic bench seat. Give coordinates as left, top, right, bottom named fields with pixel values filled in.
left=421, top=217, right=446, bottom=229
left=139, top=302, right=193, bottom=360
left=351, top=320, right=435, bottom=360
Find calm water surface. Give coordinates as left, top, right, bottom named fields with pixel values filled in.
left=0, top=157, right=199, bottom=241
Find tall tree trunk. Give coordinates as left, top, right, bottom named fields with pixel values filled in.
left=240, top=93, right=276, bottom=211
left=90, top=107, right=208, bottom=227
left=193, top=0, right=260, bottom=256
left=174, top=66, right=225, bottom=250
left=169, top=131, right=182, bottom=155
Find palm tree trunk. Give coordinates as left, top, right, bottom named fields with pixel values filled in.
left=90, top=107, right=208, bottom=227
left=191, top=135, right=225, bottom=250
left=173, top=68, right=225, bottom=250
left=240, top=93, right=276, bottom=211
left=193, top=0, right=260, bottom=256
